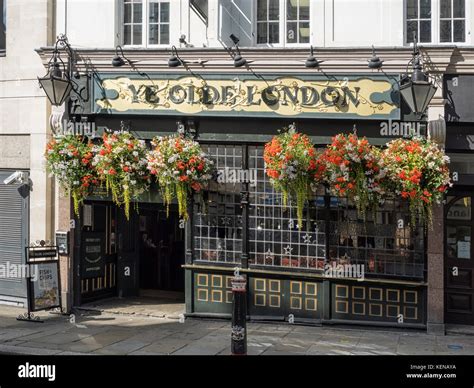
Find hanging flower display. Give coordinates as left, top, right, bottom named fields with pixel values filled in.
left=45, top=135, right=98, bottom=216
left=92, top=131, right=150, bottom=219
left=322, top=133, right=386, bottom=215
left=147, top=135, right=213, bottom=220
left=381, top=137, right=451, bottom=227
left=264, top=128, right=324, bottom=228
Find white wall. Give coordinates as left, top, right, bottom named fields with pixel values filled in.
left=55, top=0, right=117, bottom=48
left=0, top=0, right=54, bottom=242
left=54, top=0, right=474, bottom=49
left=323, top=0, right=404, bottom=47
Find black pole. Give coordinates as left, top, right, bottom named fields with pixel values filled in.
left=231, top=269, right=247, bottom=355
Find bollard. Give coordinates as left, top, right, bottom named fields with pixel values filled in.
left=231, top=268, right=247, bottom=355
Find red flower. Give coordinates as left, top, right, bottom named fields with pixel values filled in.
left=179, top=175, right=189, bottom=182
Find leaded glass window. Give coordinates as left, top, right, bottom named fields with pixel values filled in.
left=248, top=146, right=326, bottom=269
left=193, top=145, right=243, bottom=264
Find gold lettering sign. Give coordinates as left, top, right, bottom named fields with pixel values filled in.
left=94, top=74, right=400, bottom=120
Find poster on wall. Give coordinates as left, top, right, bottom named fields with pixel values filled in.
left=29, top=261, right=61, bottom=312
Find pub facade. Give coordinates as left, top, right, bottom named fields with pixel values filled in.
left=33, top=0, right=474, bottom=334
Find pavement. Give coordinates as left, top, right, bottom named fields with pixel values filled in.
left=0, top=305, right=473, bottom=355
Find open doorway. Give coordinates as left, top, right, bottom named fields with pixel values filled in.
left=138, top=204, right=185, bottom=297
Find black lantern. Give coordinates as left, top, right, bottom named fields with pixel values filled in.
left=400, top=38, right=437, bottom=118
left=38, top=35, right=78, bottom=107
left=38, top=56, right=73, bottom=107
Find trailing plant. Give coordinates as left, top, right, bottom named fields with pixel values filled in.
left=264, top=128, right=324, bottom=228
left=45, top=135, right=98, bottom=216
left=381, top=136, right=452, bottom=227
left=147, top=134, right=213, bottom=220
left=93, top=131, right=150, bottom=219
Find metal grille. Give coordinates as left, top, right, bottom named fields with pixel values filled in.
left=0, top=171, right=28, bottom=298
left=193, top=145, right=243, bottom=263
left=248, top=146, right=326, bottom=269
left=329, top=197, right=425, bottom=279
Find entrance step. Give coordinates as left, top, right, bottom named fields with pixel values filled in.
left=77, top=296, right=185, bottom=320
left=446, top=324, right=474, bottom=336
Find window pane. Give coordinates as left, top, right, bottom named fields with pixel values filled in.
left=440, top=19, right=452, bottom=42
left=133, top=24, right=142, bottom=45
left=149, top=2, right=158, bottom=23
left=149, top=24, right=158, bottom=44
left=407, top=0, right=418, bottom=19
left=269, top=21, right=279, bottom=43
left=160, top=24, right=169, bottom=44
left=300, top=0, right=310, bottom=20
left=133, top=2, right=142, bottom=23
left=453, top=0, right=465, bottom=18
left=257, top=0, right=267, bottom=21
left=440, top=0, right=451, bottom=18
left=160, top=2, right=169, bottom=23
left=406, top=20, right=418, bottom=42
left=420, top=0, right=431, bottom=18
left=257, top=22, right=267, bottom=43
left=124, top=24, right=132, bottom=45
left=420, top=20, right=431, bottom=42
left=124, top=3, right=132, bottom=23
left=269, top=0, right=279, bottom=20
left=287, top=0, right=298, bottom=20
left=300, top=21, right=310, bottom=43
left=454, top=19, right=465, bottom=42
left=287, top=21, right=297, bottom=43
left=446, top=225, right=471, bottom=259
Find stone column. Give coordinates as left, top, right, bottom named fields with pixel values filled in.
left=426, top=203, right=445, bottom=334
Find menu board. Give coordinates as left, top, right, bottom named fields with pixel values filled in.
left=81, top=233, right=105, bottom=278
left=30, top=262, right=60, bottom=311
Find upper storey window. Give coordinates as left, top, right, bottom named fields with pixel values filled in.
left=406, top=0, right=432, bottom=43
left=405, top=0, right=467, bottom=44
left=122, top=0, right=170, bottom=46
left=440, top=0, right=466, bottom=42
left=256, top=0, right=310, bottom=46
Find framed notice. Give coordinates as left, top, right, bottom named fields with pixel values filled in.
left=28, top=260, right=61, bottom=312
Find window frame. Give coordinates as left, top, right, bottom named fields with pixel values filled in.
left=404, top=0, right=471, bottom=46
left=121, top=0, right=170, bottom=48
left=254, top=0, right=312, bottom=48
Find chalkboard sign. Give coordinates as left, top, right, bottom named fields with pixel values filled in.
left=29, top=260, right=61, bottom=312
left=81, top=232, right=105, bottom=278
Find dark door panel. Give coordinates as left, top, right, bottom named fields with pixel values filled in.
left=445, top=194, right=474, bottom=325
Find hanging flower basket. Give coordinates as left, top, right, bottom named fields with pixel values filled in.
left=264, top=128, right=323, bottom=228
left=322, top=133, right=386, bottom=215
left=45, top=135, right=98, bottom=216
left=381, top=137, right=452, bottom=227
left=92, top=131, right=150, bottom=219
left=147, top=135, right=213, bottom=220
